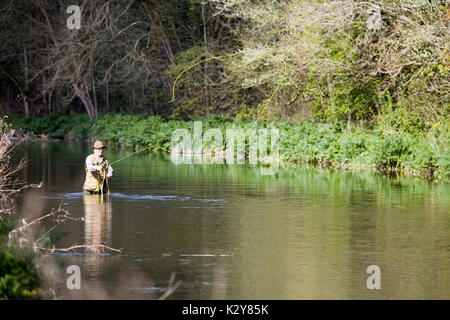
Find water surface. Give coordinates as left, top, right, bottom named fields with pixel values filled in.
left=16, top=141, right=450, bottom=299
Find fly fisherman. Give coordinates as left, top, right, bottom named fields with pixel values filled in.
left=83, top=140, right=113, bottom=194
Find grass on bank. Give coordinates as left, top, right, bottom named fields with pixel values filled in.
left=9, top=113, right=450, bottom=180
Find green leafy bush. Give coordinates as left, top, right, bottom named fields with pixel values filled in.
left=11, top=113, right=92, bottom=139
left=370, top=134, right=411, bottom=169
left=9, top=113, right=450, bottom=180
left=0, top=218, right=42, bottom=300
left=0, top=246, right=42, bottom=299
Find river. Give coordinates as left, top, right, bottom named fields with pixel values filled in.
left=15, top=141, right=450, bottom=299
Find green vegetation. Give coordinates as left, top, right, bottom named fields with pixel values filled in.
left=1, top=1, right=447, bottom=300
left=9, top=113, right=449, bottom=180
left=1, top=1, right=447, bottom=125
left=1, top=119, right=44, bottom=300
left=0, top=219, right=43, bottom=300
left=10, top=113, right=92, bottom=139
left=1, top=0, right=448, bottom=181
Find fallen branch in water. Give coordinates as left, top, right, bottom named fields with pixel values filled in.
left=162, top=253, right=233, bottom=257
left=8, top=204, right=122, bottom=254
left=0, top=181, right=43, bottom=195
left=8, top=204, right=80, bottom=241
left=37, top=244, right=122, bottom=254
left=158, top=272, right=182, bottom=300
left=180, top=253, right=232, bottom=257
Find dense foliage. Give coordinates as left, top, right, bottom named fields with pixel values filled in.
left=11, top=113, right=449, bottom=180
left=2, top=0, right=449, bottom=180
left=1, top=1, right=447, bottom=299
left=0, top=0, right=448, bottom=128
left=0, top=220, right=42, bottom=300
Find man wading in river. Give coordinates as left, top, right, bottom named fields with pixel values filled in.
left=83, top=140, right=113, bottom=194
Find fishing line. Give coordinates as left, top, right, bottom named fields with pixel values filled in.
left=110, top=144, right=171, bottom=166
left=102, top=52, right=287, bottom=181
left=169, top=51, right=242, bottom=103
left=169, top=51, right=287, bottom=161
left=170, top=50, right=287, bottom=123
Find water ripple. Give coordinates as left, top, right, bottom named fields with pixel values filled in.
left=42, top=192, right=226, bottom=204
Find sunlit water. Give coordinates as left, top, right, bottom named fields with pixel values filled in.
left=14, top=141, right=450, bottom=299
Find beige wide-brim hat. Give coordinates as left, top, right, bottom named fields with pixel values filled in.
left=92, top=140, right=106, bottom=149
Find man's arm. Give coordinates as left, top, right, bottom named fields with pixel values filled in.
left=86, top=156, right=102, bottom=172
left=106, top=163, right=113, bottom=178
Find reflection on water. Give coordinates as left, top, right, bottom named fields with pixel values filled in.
left=83, top=194, right=112, bottom=253
left=63, top=194, right=162, bottom=299
left=15, top=141, right=450, bottom=299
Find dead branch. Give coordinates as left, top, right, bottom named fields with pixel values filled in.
left=37, top=244, right=122, bottom=254
left=8, top=204, right=81, bottom=240
left=158, top=272, right=183, bottom=300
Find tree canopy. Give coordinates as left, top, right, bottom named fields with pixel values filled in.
left=0, top=0, right=448, bottom=131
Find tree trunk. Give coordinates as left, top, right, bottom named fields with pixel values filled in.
left=90, top=56, right=98, bottom=116
left=202, top=3, right=210, bottom=113
left=347, top=109, right=351, bottom=132
left=92, top=75, right=98, bottom=116
left=23, top=47, right=29, bottom=117
left=105, top=82, right=109, bottom=113
left=73, top=83, right=96, bottom=119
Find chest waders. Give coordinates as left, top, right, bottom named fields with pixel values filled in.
left=83, top=155, right=110, bottom=195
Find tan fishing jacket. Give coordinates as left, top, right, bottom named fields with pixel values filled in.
left=83, top=154, right=112, bottom=192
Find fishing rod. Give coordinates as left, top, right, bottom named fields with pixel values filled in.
left=170, top=50, right=287, bottom=124
left=169, top=51, right=242, bottom=103
left=94, top=144, right=171, bottom=196
left=97, top=53, right=287, bottom=195
left=110, top=144, right=170, bottom=166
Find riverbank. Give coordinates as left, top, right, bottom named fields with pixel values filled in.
left=1, top=119, right=43, bottom=299
left=9, top=113, right=449, bottom=181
